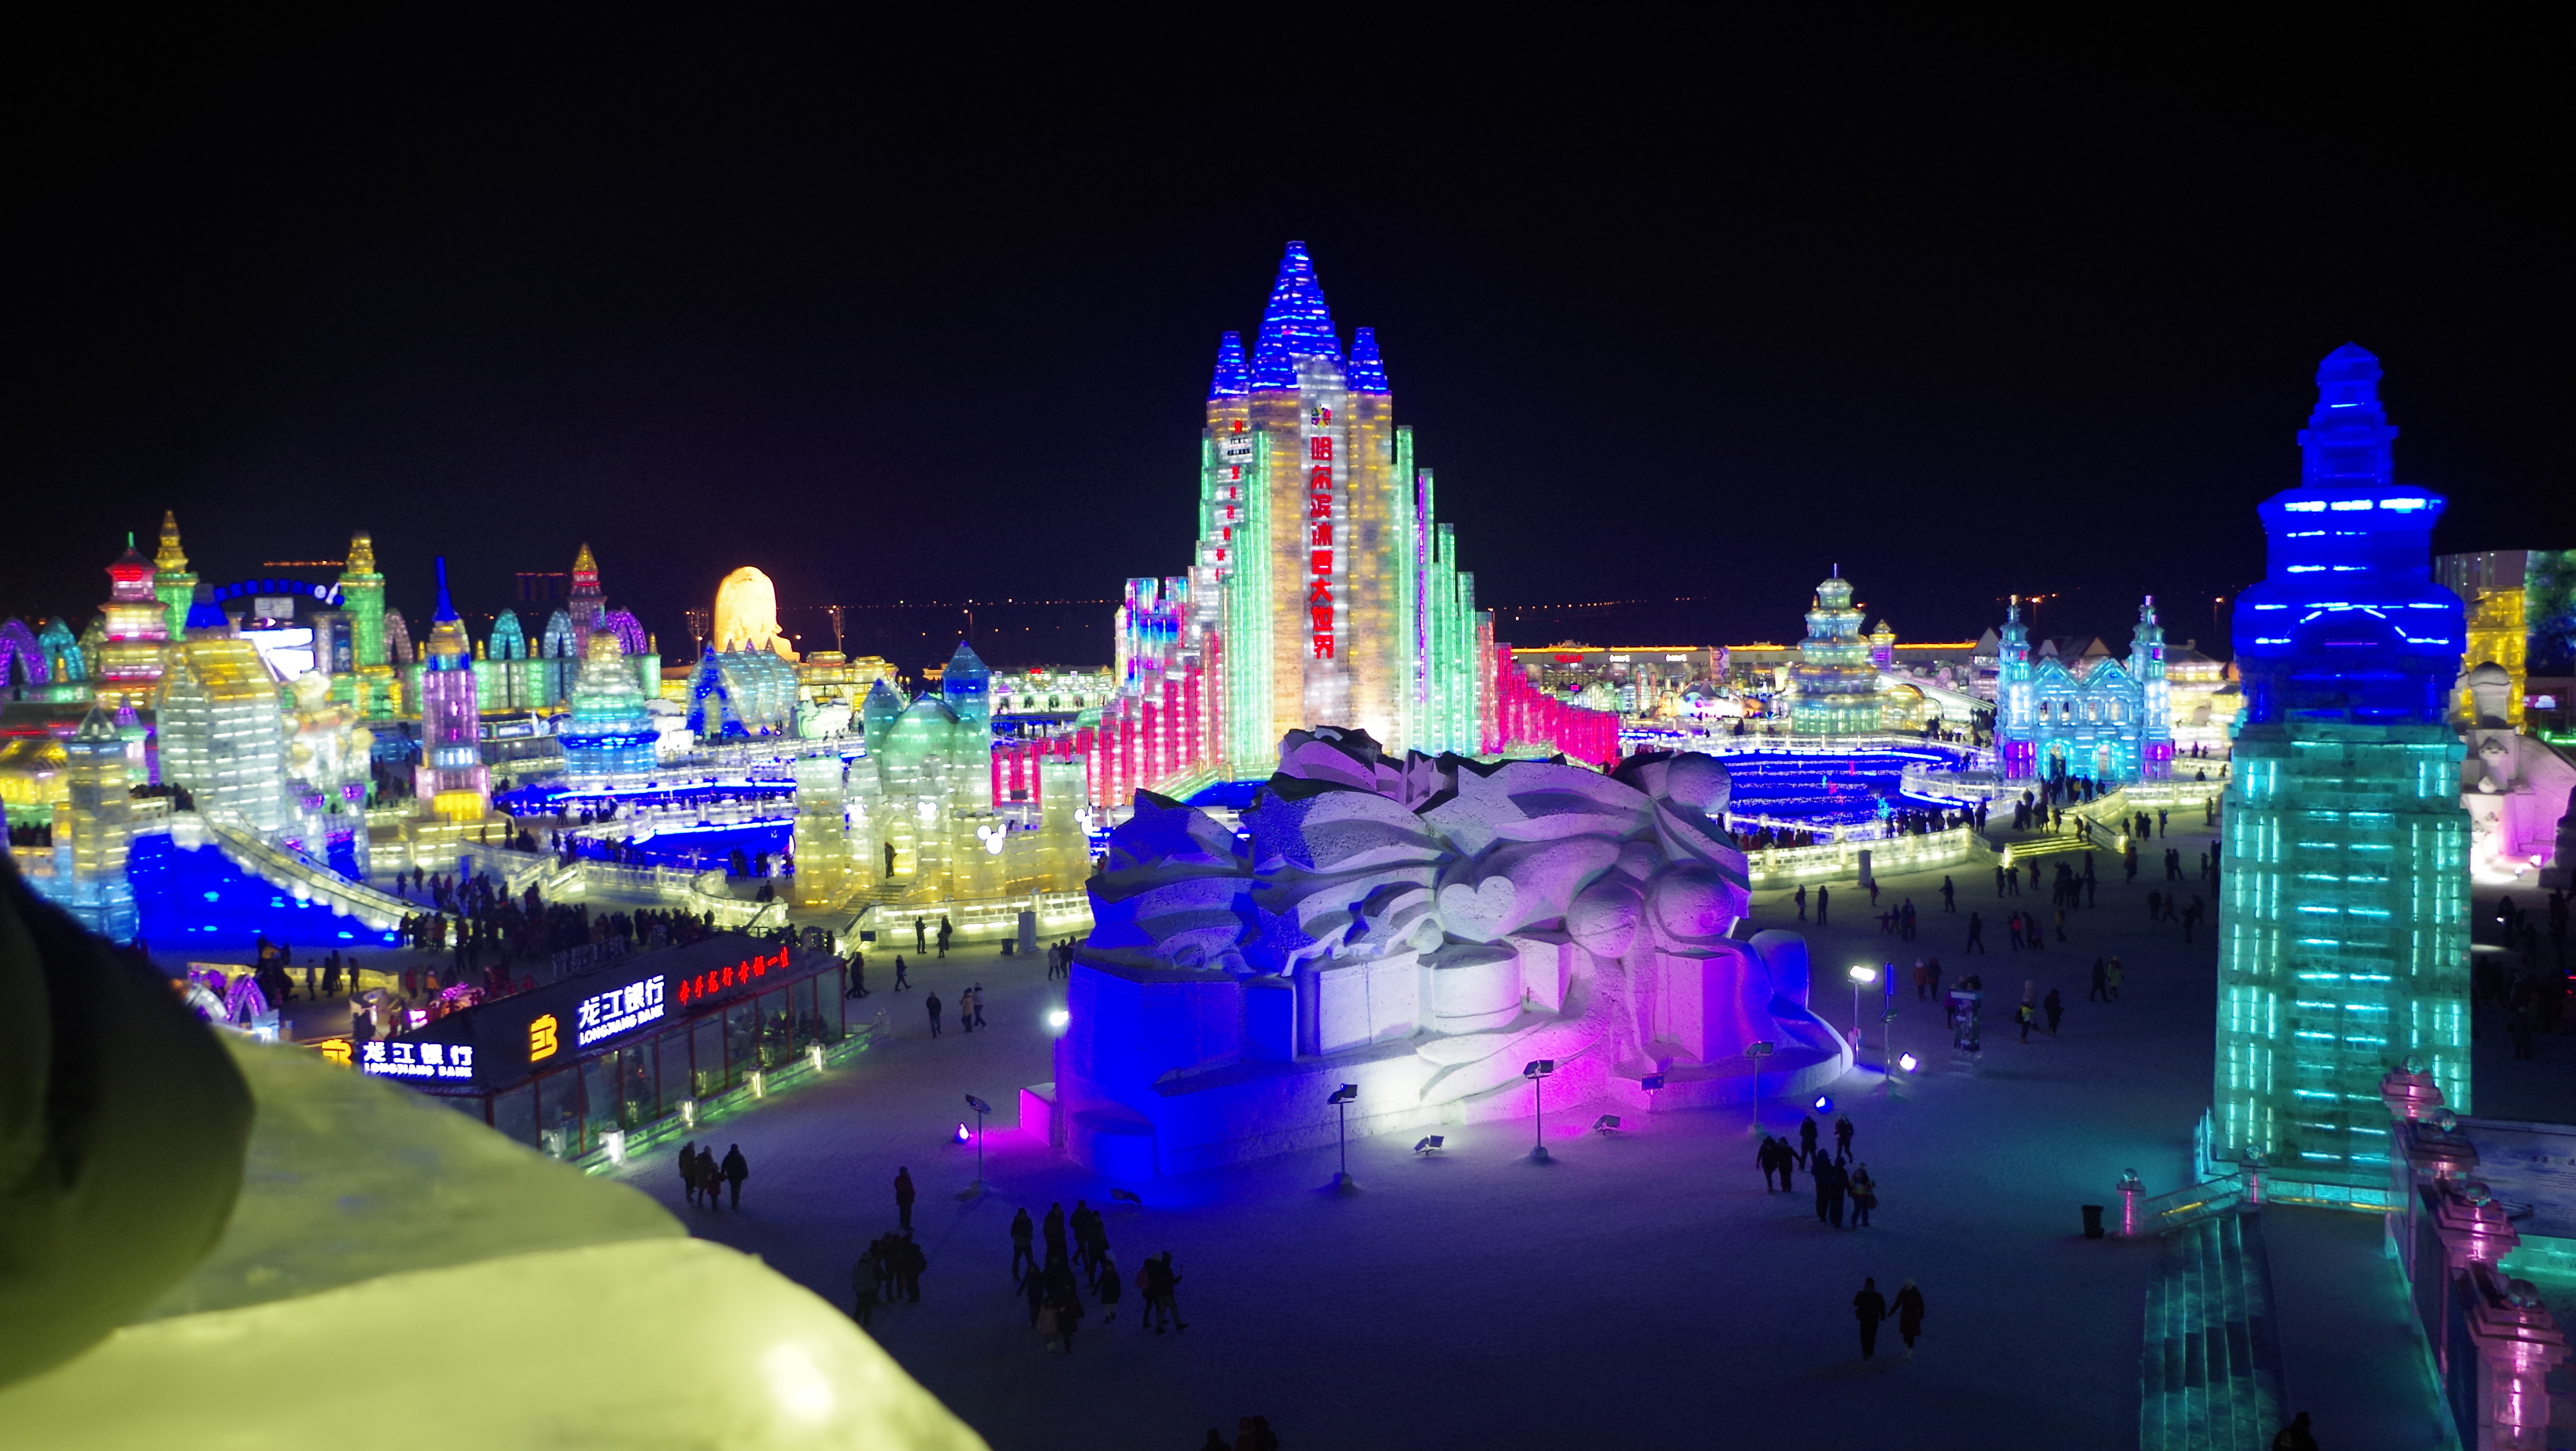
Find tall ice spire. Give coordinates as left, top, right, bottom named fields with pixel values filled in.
left=1248, top=240, right=1340, bottom=389
left=1346, top=327, right=1389, bottom=394
left=1207, top=331, right=1249, bottom=400
left=433, top=556, right=460, bottom=623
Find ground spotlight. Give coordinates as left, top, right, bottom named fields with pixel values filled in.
left=1813, top=1094, right=1834, bottom=1112
left=1414, top=1136, right=1445, bottom=1155
left=1046, top=1009, right=1069, bottom=1030
left=1898, top=1052, right=1920, bottom=1073
left=953, top=1122, right=970, bottom=1144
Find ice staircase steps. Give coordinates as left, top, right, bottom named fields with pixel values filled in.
left=2139, top=1210, right=2285, bottom=1451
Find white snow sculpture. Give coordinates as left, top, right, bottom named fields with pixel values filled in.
left=1049, top=728, right=1846, bottom=1177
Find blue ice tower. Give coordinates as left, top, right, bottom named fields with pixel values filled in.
left=2213, top=343, right=2470, bottom=1190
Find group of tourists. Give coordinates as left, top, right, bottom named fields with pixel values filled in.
left=675, top=1139, right=751, bottom=1208
left=1755, top=1113, right=1880, bottom=1228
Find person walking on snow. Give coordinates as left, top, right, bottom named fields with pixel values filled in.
left=1890, top=1279, right=1925, bottom=1351
left=720, top=1143, right=749, bottom=1208
left=1854, top=1277, right=1889, bottom=1359
left=894, top=1166, right=916, bottom=1231
left=851, top=1253, right=879, bottom=1327
left=1757, top=1135, right=1785, bottom=1191
left=678, top=1139, right=699, bottom=1207
left=695, top=1146, right=720, bottom=1208
left=926, top=992, right=942, bottom=1037
left=1833, top=1114, right=1855, bottom=1163
left=893, top=954, right=911, bottom=990
left=2043, top=986, right=2064, bottom=1034
left=1849, top=1164, right=1878, bottom=1227
left=1010, top=1207, right=1037, bottom=1285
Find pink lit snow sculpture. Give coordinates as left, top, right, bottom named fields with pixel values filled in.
left=1044, top=728, right=1848, bottom=1177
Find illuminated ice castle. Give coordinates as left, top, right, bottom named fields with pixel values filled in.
left=1992, top=594, right=2174, bottom=784
left=2212, top=343, right=2470, bottom=1187
left=1087, top=242, right=1609, bottom=798
left=1789, top=569, right=1881, bottom=735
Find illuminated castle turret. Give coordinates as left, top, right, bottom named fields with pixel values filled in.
left=158, top=594, right=289, bottom=834
left=55, top=704, right=137, bottom=941
left=1790, top=568, right=1881, bottom=735
left=2213, top=343, right=2470, bottom=1189
left=334, top=531, right=396, bottom=719
left=412, top=559, right=490, bottom=822
left=152, top=511, right=198, bottom=640
left=95, top=535, right=169, bottom=716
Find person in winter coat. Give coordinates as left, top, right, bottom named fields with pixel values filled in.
left=2043, top=987, right=2064, bottom=1034
left=851, top=1253, right=879, bottom=1327
left=926, top=992, right=943, bottom=1037
left=1833, top=1115, right=1855, bottom=1162
left=897, top=1231, right=927, bottom=1303
left=1010, top=1207, right=1037, bottom=1285
left=1854, top=1277, right=1888, bottom=1359
left=1042, top=1201, right=1069, bottom=1265
left=2270, top=1411, right=2318, bottom=1451
left=695, top=1146, right=720, bottom=1208
left=720, top=1144, right=749, bottom=1208
left=894, top=1167, right=917, bottom=1230
left=1849, top=1164, right=1878, bottom=1227
left=1891, top=1278, right=1925, bottom=1350
left=1797, top=1114, right=1819, bottom=1166
left=1756, top=1135, right=1784, bottom=1191
left=1026, top=1264, right=1049, bottom=1329
left=678, top=1140, right=699, bottom=1206
left=1144, top=1251, right=1188, bottom=1332
left=1092, top=1251, right=1122, bottom=1323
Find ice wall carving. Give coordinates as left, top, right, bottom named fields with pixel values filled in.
left=1053, top=728, right=1846, bottom=1176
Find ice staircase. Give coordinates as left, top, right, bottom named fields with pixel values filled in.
left=197, top=812, right=448, bottom=932
left=2139, top=1210, right=2286, bottom=1451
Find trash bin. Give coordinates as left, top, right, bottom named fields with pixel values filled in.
left=2081, top=1204, right=2106, bottom=1239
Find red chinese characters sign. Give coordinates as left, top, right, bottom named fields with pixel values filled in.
left=1307, top=418, right=1333, bottom=659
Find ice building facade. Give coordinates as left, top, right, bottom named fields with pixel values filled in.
left=559, top=631, right=660, bottom=788
left=1081, top=243, right=1612, bottom=803
left=157, top=601, right=289, bottom=834
left=2213, top=343, right=2470, bottom=1188
left=1992, top=596, right=2174, bottom=784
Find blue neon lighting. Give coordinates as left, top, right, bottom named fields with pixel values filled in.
left=1346, top=326, right=1389, bottom=394
left=1206, top=330, right=1249, bottom=401
left=1248, top=240, right=1341, bottom=390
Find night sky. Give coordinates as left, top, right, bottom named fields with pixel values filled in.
left=3, top=19, right=2564, bottom=674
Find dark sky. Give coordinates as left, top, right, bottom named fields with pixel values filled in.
left=3, top=19, right=2566, bottom=673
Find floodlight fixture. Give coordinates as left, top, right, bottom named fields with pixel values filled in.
left=1898, top=1052, right=1921, bottom=1073
left=1847, top=964, right=1879, bottom=985
left=1813, top=1094, right=1834, bottom=1112
left=1327, top=1083, right=1360, bottom=1189
left=1745, top=1040, right=1778, bottom=1136
left=1521, top=1058, right=1556, bottom=1078
left=1414, top=1136, right=1445, bottom=1155
left=1110, top=1187, right=1144, bottom=1206
left=964, top=1094, right=993, bottom=1115
left=1592, top=1114, right=1622, bottom=1134
left=1523, top=1061, right=1559, bottom=1161
left=1046, top=1009, right=1069, bottom=1030
left=953, top=1122, right=971, bottom=1144
left=1640, top=1073, right=1666, bottom=1092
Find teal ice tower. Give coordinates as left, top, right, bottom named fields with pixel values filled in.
left=2213, top=343, right=2470, bottom=1190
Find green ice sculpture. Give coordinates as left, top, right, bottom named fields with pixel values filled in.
left=0, top=866, right=982, bottom=1449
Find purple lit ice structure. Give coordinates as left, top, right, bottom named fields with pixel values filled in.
left=1042, top=729, right=1848, bottom=1178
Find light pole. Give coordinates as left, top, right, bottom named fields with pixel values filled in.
left=1745, top=1040, right=1776, bottom=1135
left=1522, top=1060, right=1556, bottom=1162
left=1327, top=1083, right=1358, bottom=1191
left=963, top=1094, right=991, bottom=1197
left=1846, top=964, right=1879, bottom=1054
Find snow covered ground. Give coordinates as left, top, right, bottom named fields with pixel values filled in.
left=590, top=816, right=2521, bottom=1450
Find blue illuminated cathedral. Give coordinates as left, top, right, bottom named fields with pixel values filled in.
left=1993, top=595, right=2173, bottom=784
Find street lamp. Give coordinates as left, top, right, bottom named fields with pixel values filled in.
left=1847, top=964, right=1879, bottom=1050
left=962, top=1094, right=992, bottom=1198
left=1744, top=1040, right=1776, bottom=1135
left=1522, top=1060, right=1556, bottom=1162
left=1327, top=1083, right=1359, bottom=1191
